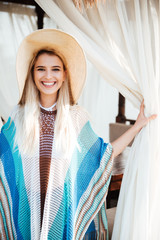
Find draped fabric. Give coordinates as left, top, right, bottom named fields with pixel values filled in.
left=0, top=3, right=37, bottom=121
left=34, top=0, right=160, bottom=239
left=0, top=105, right=113, bottom=240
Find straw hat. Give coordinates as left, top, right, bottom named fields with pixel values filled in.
left=16, top=29, right=86, bottom=104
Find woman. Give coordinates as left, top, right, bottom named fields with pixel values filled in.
left=0, top=29, right=156, bottom=240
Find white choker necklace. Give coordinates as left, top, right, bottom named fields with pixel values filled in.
left=40, top=102, right=57, bottom=111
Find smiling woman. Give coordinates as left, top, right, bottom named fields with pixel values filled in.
left=1, top=29, right=112, bottom=240
left=0, top=28, right=156, bottom=240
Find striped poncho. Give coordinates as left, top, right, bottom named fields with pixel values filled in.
left=0, top=106, right=113, bottom=240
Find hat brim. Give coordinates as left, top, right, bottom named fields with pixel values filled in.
left=16, top=29, right=86, bottom=104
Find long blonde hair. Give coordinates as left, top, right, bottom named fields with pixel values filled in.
left=14, top=49, right=76, bottom=156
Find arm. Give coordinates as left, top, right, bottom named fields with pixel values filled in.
left=111, top=100, right=157, bottom=158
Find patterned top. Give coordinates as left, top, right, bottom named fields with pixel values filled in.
left=39, top=108, right=56, bottom=225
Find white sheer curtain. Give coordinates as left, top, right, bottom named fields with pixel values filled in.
left=35, top=0, right=160, bottom=239
left=0, top=2, right=37, bottom=121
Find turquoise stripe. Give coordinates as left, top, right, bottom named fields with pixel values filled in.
left=64, top=121, right=99, bottom=190
left=101, top=203, right=108, bottom=229
left=2, top=118, right=31, bottom=239
left=48, top=185, right=70, bottom=239
left=0, top=201, right=9, bottom=240
left=64, top=121, right=101, bottom=203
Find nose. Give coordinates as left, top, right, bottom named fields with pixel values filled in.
left=45, top=70, right=52, bottom=80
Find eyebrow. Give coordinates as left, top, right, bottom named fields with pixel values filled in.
left=35, top=65, right=61, bottom=68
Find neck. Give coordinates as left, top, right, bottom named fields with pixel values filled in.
left=40, top=93, right=57, bottom=109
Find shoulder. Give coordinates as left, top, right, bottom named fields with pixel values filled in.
left=1, top=117, right=13, bottom=136
left=10, top=105, right=20, bottom=121
left=69, top=105, right=91, bottom=133
left=70, top=105, right=90, bottom=123
left=0, top=105, right=20, bottom=134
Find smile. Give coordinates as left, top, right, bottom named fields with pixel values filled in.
left=42, top=82, right=56, bottom=86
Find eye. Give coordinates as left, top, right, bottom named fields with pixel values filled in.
left=52, top=68, right=60, bottom=71
left=37, top=68, right=45, bottom=71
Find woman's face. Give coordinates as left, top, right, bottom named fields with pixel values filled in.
left=33, top=53, right=66, bottom=102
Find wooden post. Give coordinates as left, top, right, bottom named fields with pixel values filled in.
left=116, top=93, right=126, bottom=123
left=35, top=3, right=44, bottom=29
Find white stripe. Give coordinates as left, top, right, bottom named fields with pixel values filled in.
left=0, top=161, right=17, bottom=239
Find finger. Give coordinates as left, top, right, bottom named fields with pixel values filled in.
left=140, top=99, right=144, bottom=112
left=148, top=114, right=157, bottom=121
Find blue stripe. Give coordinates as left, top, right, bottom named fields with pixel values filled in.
left=85, top=219, right=96, bottom=235
left=75, top=138, right=107, bottom=204
left=0, top=132, right=24, bottom=239
left=0, top=118, right=31, bottom=239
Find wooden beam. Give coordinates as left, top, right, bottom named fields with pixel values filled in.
left=0, top=0, right=35, bottom=6
left=0, top=0, right=45, bottom=29
left=116, top=93, right=126, bottom=123
left=35, top=3, right=44, bottom=29
left=116, top=93, right=135, bottom=124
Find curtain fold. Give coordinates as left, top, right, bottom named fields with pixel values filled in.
left=0, top=2, right=37, bottom=121
left=34, top=0, right=160, bottom=239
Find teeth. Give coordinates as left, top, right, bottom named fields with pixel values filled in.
left=43, top=82, right=55, bottom=86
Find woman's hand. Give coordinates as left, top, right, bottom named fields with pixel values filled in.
left=111, top=100, right=157, bottom=158
left=134, top=100, right=157, bottom=133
